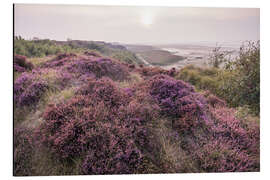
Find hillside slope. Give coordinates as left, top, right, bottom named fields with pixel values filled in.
left=13, top=51, right=259, bottom=175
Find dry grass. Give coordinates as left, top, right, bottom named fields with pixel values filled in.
left=117, top=72, right=143, bottom=88
left=28, top=55, right=56, bottom=67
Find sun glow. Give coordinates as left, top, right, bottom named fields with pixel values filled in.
left=141, top=15, right=153, bottom=26
left=140, top=12, right=155, bottom=27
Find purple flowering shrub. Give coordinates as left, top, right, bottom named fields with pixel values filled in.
left=41, top=54, right=130, bottom=81
left=193, top=139, right=258, bottom=172
left=80, top=125, right=143, bottom=175
left=210, top=107, right=260, bottom=157
left=14, top=73, right=33, bottom=104
left=41, top=53, right=76, bottom=68
left=117, top=99, right=161, bottom=155
left=39, top=95, right=105, bottom=159
left=67, top=57, right=129, bottom=81
left=14, top=55, right=34, bottom=72
left=144, top=74, right=259, bottom=172
left=14, top=127, right=35, bottom=176
left=19, top=80, right=49, bottom=106
left=14, top=64, right=27, bottom=72
left=173, top=93, right=209, bottom=132
left=37, top=78, right=161, bottom=174
left=14, top=72, right=49, bottom=107
left=76, top=78, right=129, bottom=108
left=14, top=67, right=76, bottom=108
left=148, top=74, right=195, bottom=117
left=13, top=51, right=260, bottom=174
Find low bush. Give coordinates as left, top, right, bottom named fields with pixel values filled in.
left=176, top=42, right=260, bottom=115
left=172, top=93, right=208, bottom=132
left=41, top=53, right=76, bottom=68
left=14, top=55, right=34, bottom=72
left=14, top=72, right=50, bottom=107
left=67, top=57, right=130, bottom=81
left=145, top=75, right=259, bottom=172
left=148, top=74, right=195, bottom=117
left=80, top=128, right=143, bottom=175
left=37, top=78, right=160, bottom=174
left=194, top=139, right=258, bottom=172
left=76, top=78, right=129, bottom=108
left=14, top=127, right=35, bottom=176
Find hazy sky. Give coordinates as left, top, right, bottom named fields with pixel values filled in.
left=14, top=4, right=260, bottom=44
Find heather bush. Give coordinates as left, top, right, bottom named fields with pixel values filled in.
left=144, top=74, right=259, bottom=172
left=41, top=53, right=76, bottom=68
left=148, top=74, right=195, bottom=117
left=14, top=64, right=27, bottom=72
left=172, top=93, right=209, bottom=132
left=146, top=74, right=212, bottom=138
left=37, top=77, right=163, bottom=174
left=65, top=57, right=130, bottom=81
left=14, top=73, right=33, bottom=104
left=19, top=80, right=49, bottom=106
left=175, top=105, right=260, bottom=172
left=210, top=107, right=260, bottom=155
left=76, top=78, right=129, bottom=108
left=194, top=139, right=258, bottom=172
left=80, top=128, right=143, bottom=175
left=14, top=127, right=35, bottom=176
left=14, top=55, right=34, bottom=72
left=14, top=72, right=49, bottom=107
left=118, top=99, right=161, bottom=155
left=39, top=96, right=99, bottom=159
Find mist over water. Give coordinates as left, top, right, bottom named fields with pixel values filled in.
left=154, top=41, right=241, bottom=69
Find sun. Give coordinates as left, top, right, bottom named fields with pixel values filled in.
left=141, top=14, right=153, bottom=27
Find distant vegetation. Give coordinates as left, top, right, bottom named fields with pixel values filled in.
left=14, top=36, right=80, bottom=57
left=13, top=39, right=259, bottom=175
left=14, top=36, right=143, bottom=65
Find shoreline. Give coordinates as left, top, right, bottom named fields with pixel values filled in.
left=159, top=47, right=211, bottom=70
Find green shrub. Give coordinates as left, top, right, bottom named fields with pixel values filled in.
left=14, top=36, right=82, bottom=58
left=176, top=41, right=260, bottom=115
